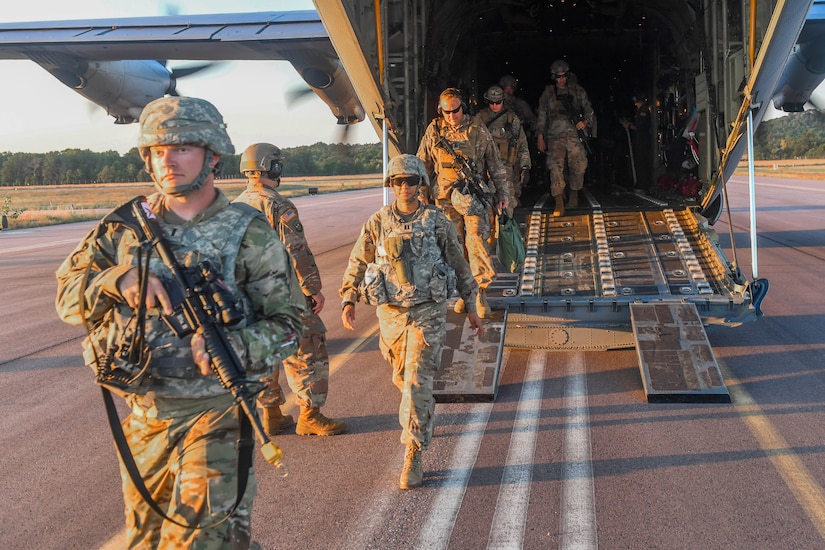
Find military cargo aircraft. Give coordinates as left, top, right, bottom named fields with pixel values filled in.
left=2, top=0, right=824, bottom=401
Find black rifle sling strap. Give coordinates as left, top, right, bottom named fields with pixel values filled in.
left=102, top=386, right=253, bottom=530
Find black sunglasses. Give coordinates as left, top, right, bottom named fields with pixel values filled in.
left=488, top=100, right=503, bottom=105
left=390, top=176, right=422, bottom=187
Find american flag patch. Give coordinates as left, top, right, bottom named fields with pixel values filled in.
left=280, top=209, right=297, bottom=223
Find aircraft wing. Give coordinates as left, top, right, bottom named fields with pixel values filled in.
left=711, top=0, right=824, bottom=216
left=0, top=11, right=366, bottom=126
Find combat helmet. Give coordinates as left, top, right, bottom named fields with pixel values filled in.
left=138, top=96, right=234, bottom=196
left=241, top=143, right=283, bottom=180
left=484, top=85, right=505, bottom=103
left=499, top=75, right=518, bottom=88
left=550, top=59, right=570, bottom=77
left=384, top=154, right=429, bottom=188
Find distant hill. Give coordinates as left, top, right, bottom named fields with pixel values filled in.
left=754, top=109, right=825, bottom=160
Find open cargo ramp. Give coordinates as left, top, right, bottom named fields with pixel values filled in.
left=433, top=307, right=507, bottom=403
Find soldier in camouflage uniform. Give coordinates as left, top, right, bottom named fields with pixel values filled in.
left=416, top=87, right=513, bottom=318
left=233, top=143, right=347, bottom=437
left=499, top=74, right=537, bottom=138
left=340, top=154, right=483, bottom=490
left=536, top=59, right=596, bottom=216
left=478, top=85, right=531, bottom=213
left=55, top=97, right=305, bottom=549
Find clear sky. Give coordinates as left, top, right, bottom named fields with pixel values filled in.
left=0, top=0, right=380, bottom=154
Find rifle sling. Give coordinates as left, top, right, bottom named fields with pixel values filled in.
left=101, top=383, right=253, bottom=530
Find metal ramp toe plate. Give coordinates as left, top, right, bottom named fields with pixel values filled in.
left=630, top=303, right=730, bottom=403
left=434, top=308, right=506, bottom=403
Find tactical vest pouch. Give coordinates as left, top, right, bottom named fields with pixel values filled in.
left=384, top=236, right=412, bottom=285
left=82, top=306, right=148, bottom=394
left=429, top=262, right=457, bottom=303
left=360, top=263, right=389, bottom=306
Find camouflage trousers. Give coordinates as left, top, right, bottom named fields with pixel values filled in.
left=436, top=198, right=495, bottom=291
left=120, top=393, right=256, bottom=549
left=257, top=306, right=329, bottom=409
left=546, top=134, right=588, bottom=196
left=376, top=301, right=447, bottom=451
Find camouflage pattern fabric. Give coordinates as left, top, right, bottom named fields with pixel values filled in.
left=137, top=96, right=234, bottom=155
left=121, top=394, right=255, bottom=549
left=234, top=183, right=330, bottom=409
left=478, top=108, right=531, bottom=203
left=55, top=190, right=305, bottom=548
left=377, top=301, right=447, bottom=450
left=417, top=115, right=511, bottom=290
left=417, top=115, right=512, bottom=204
left=505, top=96, right=537, bottom=137
left=536, top=82, right=596, bottom=195
left=339, top=204, right=478, bottom=311
left=340, top=202, right=477, bottom=450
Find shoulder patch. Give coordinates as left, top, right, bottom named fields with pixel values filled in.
left=279, top=208, right=303, bottom=232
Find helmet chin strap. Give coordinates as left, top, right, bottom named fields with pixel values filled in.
left=150, top=152, right=216, bottom=197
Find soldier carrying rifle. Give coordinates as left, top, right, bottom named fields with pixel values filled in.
left=536, top=59, right=596, bottom=217
left=417, top=87, right=513, bottom=318
left=55, top=96, right=305, bottom=549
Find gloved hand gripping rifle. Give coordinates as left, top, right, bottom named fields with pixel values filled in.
left=122, top=197, right=288, bottom=470
left=434, top=134, right=492, bottom=207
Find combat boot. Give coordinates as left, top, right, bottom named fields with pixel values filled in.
left=399, top=445, right=423, bottom=490
left=261, top=406, right=294, bottom=436
left=567, top=190, right=578, bottom=209
left=454, top=297, right=465, bottom=313
left=553, top=193, right=565, bottom=217
left=296, top=406, right=347, bottom=436
left=476, top=290, right=492, bottom=319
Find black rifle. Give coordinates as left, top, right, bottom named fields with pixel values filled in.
left=557, top=93, right=593, bottom=156
left=434, top=131, right=492, bottom=207
left=122, top=197, right=289, bottom=470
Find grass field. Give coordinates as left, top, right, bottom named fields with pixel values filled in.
left=733, top=158, right=825, bottom=180
left=1, top=173, right=382, bottom=230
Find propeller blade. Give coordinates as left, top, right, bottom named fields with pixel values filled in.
left=170, top=63, right=218, bottom=79
left=285, top=84, right=316, bottom=108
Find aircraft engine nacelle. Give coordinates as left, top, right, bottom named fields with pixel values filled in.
left=34, top=57, right=175, bottom=124
left=772, top=42, right=825, bottom=112
left=285, top=49, right=365, bottom=125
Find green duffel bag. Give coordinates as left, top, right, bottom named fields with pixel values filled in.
left=496, top=210, right=525, bottom=273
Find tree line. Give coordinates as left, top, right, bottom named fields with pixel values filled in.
left=0, top=142, right=382, bottom=186
left=752, top=109, right=825, bottom=160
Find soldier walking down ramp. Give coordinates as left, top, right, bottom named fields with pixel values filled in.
left=340, top=154, right=483, bottom=490
left=234, top=143, right=347, bottom=437
left=55, top=97, right=305, bottom=549
left=478, top=85, right=531, bottom=213
left=417, top=87, right=512, bottom=318
left=536, top=59, right=596, bottom=216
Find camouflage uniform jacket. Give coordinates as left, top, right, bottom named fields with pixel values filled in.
left=536, top=82, right=596, bottom=140
left=55, top=190, right=306, bottom=401
left=417, top=115, right=512, bottom=204
left=340, top=203, right=479, bottom=312
left=504, top=96, right=537, bottom=136
left=233, top=182, right=322, bottom=297
left=478, top=107, right=532, bottom=171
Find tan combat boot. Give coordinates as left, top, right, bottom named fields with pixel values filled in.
left=399, top=445, right=423, bottom=490
left=454, top=297, right=465, bottom=313
left=296, top=406, right=347, bottom=436
left=261, top=406, right=294, bottom=436
left=476, top=290, right=492, bottom=319
left=567, top=189, right=578, bottom=209
left=553, top=193, right=565, bottom=217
